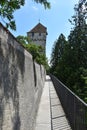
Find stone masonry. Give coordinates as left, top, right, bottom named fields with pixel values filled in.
left=0, top=23, right=46, bottom=130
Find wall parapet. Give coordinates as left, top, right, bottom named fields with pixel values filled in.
left=0, top=23, right=46, bottom=130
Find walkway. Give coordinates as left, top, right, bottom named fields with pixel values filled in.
left=34, top=75, right=72, bottom=130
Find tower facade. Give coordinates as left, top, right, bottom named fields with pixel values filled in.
left=27, top=23, right=47, bottom=54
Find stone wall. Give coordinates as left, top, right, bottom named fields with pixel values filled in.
left=0, top=23, right=46, bottom=130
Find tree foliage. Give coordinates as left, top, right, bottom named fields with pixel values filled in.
left=16, top=35, right=31, bottom=45
left=0, top=0, right=50, bottom=30
left=33, top=0, right=50, bottom=9
left=50, top=34, right=67, bottom=75
left=0, top=0, right=25, bottom=30
left=26, top=43, right=50, bottom=71
left=16, top=35, right=49, bottom=70
left=50, top=1, right=87, bottom=103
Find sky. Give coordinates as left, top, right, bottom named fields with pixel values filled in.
left=2, top=0, right=79, bottom=60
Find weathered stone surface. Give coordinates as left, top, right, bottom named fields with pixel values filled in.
left=0, top=23, right=45, bottom=130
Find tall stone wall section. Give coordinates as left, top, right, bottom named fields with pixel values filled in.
left=0, top=23, right=46, bottom=130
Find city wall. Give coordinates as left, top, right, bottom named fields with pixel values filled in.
left=0, top=23, right=45, bottom=130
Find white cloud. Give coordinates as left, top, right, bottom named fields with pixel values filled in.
left=49, top=0, right=57, bottom=5
left=52, top=0, right=56, bottom=4
left=32, top=6, right=38, bottom=11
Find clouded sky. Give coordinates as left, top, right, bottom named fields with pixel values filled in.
left=6, top=0, right=79, bottom=60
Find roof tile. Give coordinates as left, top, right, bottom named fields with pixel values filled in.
left=28, top=23, right=47, bottom=33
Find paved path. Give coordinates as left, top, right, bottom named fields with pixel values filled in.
left=34, top=75, right=72, bottom=130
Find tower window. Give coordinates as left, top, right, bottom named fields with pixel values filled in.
left=32, top=32, right=34, bottom=37
left=39, top=33, right=41, bottom=36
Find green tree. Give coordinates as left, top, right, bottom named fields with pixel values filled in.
left=0, top=0, right=25, bottom=30
left=24, top=43, right=49, bottom=70
left=16, top=35, right=43, bottom=60
left=66, top=2, right=87, bottom=100
left=26, top=44, right=43, bottom=60
left=16, top=35, right=49, bottom=70
left=67, top=0, right=87, bottom=70
left=59, top=0, right=87, bottom=99
left=50, top=1, right=87, bottom=102
left=16, top=35, right=31, bottom=45
left=0, top=0, right=50, bottom=30
left=56, top=43, right=85, bottom=95
left=50, top=34, right=67, bottom=75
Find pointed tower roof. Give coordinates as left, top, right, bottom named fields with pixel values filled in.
left=28, top=23, right=47, bottom=33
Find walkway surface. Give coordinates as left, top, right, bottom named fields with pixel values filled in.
left=34, top=75, right=72, bottom=130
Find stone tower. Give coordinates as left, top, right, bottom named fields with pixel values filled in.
left=27, top=23, right=47, bottom=54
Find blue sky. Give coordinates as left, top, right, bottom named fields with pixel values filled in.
left=4, top=0, right=79, bottom=60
